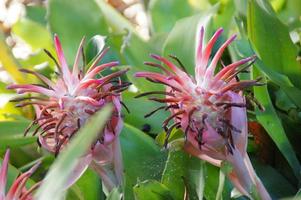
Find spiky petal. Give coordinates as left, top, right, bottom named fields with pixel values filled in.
left=136, top=27, right=270, bottom=199
left=8, top=35, right=129, bottom=192
left=0, top=149, right=41, bottom=200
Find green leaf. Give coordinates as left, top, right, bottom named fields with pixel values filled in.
left=0, top=120, right=36, bottom=149
left=203, top=163, right=232, bottom=200
left=232, top=38, right=301, bottom=109
left=48, top=0, right=108, bottom=63
left=148, top=0, right=197, bottom=33
left=120, top=123, right=167, bottom=200
left=67, top=168, right=102, bottom=200
left=35, top=105, right=113, bottom=200
left=122, top=92, right=170, bottom=134
left=133, top=180, right=174, bottom=200
left=121, top=33, right=163, bottom=92
left=251, top=66, right=301, bottom=180
left=161, top=151, right=204, bottom=200
left=163, top=12, right=216, bottom=75
left=251, top=157, right=296, bottom=199
left=247, top=0, right=301, bottom=89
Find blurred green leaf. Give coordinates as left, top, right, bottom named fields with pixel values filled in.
left=122, top=92, right=170, bottom=135
left=0, top=32, right=26, bottom=84
left=35, top=105, right=112, bottom=200
left=120, top=123, right=167, bottom=200
left=48, top=0, right=109, bottom=63
left=0, top=120, right=36, bottom=149
left=252, top=66, right=300, bottom=180
left=148, top=0, right=196, bottom=33
left=12, top=18, right=53, bottom=51
left=247, top=0, right=301, bottom=89
left=26, top=5, right=47, bottom=25
left=133, top=180, right=174, bottom=200
left=94, top=0, right=135, bottom=34
left=106, top=187, right=123, bottom=200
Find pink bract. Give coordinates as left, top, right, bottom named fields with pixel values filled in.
left=7, top=35, right=129, bottom=191
left=0, top=149, right=40, bottom=200
left=135, top=27, right=271, bottom=200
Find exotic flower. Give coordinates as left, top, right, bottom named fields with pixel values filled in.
left=136, top=27, right=271, bottom=199
left=7, top=35, right=129, bottom=191
left=0, top=149, right=40, bottom=200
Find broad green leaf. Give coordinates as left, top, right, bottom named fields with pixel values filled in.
left=122, top=92, right=170, bottom=135
left=163, top=12, right=215, bottom=75
left=148, top=0, right=197, bottom=33
left=247, top=0, right=301, bottom=89
left=120, top=123, right=167, bottom=200
left=133, top=180, right=174, bottom=200
left=251, top=66, right=301, bottom=180
left=35, top=105, right=112, bottom=200
left=48, top=0, right=108, bottom=63
left=203, top=163, right=232, bottom=200
left=251, top=157, right=296, bottom=199
left=161, top=151, right=204, bottom=200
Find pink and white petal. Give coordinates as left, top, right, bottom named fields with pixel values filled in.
left=54, top=35, right=73, bottom=91
left=92, top=143, right=113, bottom=165
left=203, top=34, right=237, bottom=84
left=227, top=91, right=248, bottom=153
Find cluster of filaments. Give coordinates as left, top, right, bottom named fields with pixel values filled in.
left=136, top=51, right=261, bottom=154
left=9, top=38, right=130, bottom=155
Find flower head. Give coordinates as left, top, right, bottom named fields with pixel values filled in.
left=136, top=27, right=270, bottom=199
left=0, top=149, right=40, bottom=200
left=8, top=35, right=129, bottom=191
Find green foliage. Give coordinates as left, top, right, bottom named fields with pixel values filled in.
left=0, top=0, right=301, bottom=199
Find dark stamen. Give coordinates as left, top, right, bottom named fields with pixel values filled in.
left=144, top=106, right=166, bottom=118
left=164, top=122, right=181, bottom=148
left=168, top=55, right=188, bottom=74
left=44, top=49, right=61, bottom=70
left=135, top=91, right=175, bottom=98
left=120, top=101, right=130, bottom=113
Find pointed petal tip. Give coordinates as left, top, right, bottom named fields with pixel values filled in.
left=150, top=53, right=161, bottom=59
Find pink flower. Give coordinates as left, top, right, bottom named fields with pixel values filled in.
left=7, top=35, right=129, bottom=191
left=0, top=149, right=40, bottom=200
left=136, top=27, right=271, bottom=199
